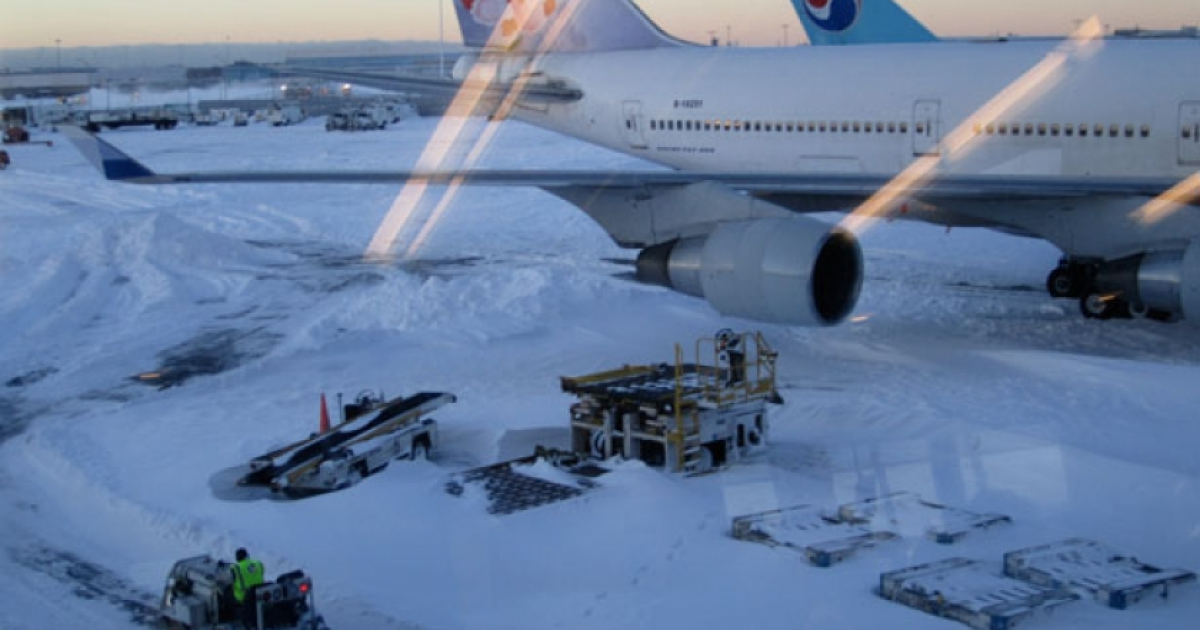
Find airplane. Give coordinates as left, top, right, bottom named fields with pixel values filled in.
left=792, top=0, right=937, bottom=45
left=66, top=0, right=1200, bottom=328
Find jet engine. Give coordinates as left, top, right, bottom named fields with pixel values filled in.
left=1090, top=240, right=1200, bottom=321
left=635, top=218, right=862, bottom=326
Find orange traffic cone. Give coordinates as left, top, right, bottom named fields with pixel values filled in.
left=319, top=393, right=331, bottom=433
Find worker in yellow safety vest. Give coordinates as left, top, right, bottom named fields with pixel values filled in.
left=230, top=547, right=265, bottom=626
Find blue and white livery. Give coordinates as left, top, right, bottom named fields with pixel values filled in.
left=793, top=0, right=937, bottom=45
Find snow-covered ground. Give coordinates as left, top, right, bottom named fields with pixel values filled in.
left=1, top=113, right=1198, bottom=630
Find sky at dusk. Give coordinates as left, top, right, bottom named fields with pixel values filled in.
left=0, top=0, right=1197, bottom=50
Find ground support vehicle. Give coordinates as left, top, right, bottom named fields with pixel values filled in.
left=238, top=391, right=453, bottom=497
left=160, top=555, right=329, bottom=630
left=561, top=330, right=780, bottom=473
left=84, top=109, right=179, bottom=132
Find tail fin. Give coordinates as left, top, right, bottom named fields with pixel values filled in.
left=453, top=0, right=684, bottom=53
left=793, top=0, right=937, bottom=45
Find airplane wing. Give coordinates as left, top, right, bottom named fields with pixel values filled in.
left=62, top=126, right=1191, bottom=202
left=277, top=65, right=582, bottom=104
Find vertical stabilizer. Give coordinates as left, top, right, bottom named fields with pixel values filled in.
left=793, top=0, right=937, bottom=45
left=453, top=0, right=685, bottom=53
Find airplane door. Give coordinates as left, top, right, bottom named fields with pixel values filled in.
left=912, top=99, right=941, bottom=156
left=1180, top=102, right=1200, bottom=165
left=621, top=101, right=648, bottom=149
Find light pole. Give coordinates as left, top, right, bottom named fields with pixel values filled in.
left=782, top=24, right=789, bottom=47
left=222, top=36, right=230, bottom=100
left=726, top=24, right=731, bottom=47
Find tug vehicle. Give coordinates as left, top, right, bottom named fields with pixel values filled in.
left=160, top=555, right=329, bottom=630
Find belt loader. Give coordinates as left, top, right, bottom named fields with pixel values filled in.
left=238, top=391, right=455, bottom=497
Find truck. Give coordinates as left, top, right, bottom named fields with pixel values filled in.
left=237, top=391, right=454, bottom=497
left=268, top=105, right=306, bottom=127
left=160, top=555, right=330, bottom=630
left=83, top=109, right=179, bottom=132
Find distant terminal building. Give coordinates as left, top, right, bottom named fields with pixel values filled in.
left=284, top=52, right=456, bottom=78
left=0, top=69, right=95, bottom=99
left=1112, top=26, right=1199, bottom=39
left=283, top=52, right=461, bottom=115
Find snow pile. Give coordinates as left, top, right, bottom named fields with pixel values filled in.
left=1, top=114, right=1198, bottom=630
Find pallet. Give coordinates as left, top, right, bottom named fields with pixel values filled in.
left=880, top=557, right=1079, bottom=630
left=730, top=504, right=899, bottom=567
left=445, top=449, right=606, bottom=515
left=833, top=492, right=1011, bottom=544
left=1004, top=538, right=1197, bottom=609
left=730, top=493, right=1010, bottom=567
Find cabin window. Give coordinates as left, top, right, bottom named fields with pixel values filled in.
left=1037, top=123, right=1047, bottom=136
left=998, top=123, right=1008, bottom=135
left=852, top=122, right=861, bottom=133
left=1141, top=124, right=1151, bottom=138
left=1184, top=126, right=1194, bottom=139
left=1124, top=124, right=1134, bottom=138
left=649, top=120, right=657, bottom=130
left=1109, top=124, right=1119, bottom=137
left=899, top=122, right=909, bottom=133
left=808, top=122, right=817, bottom=132
left=841, top=121, right=851, bottom=132
left=819, top=122, right=828, bottom=132
left=972, top=122, right=983, bottom=135
left=916, top=122, right=926, bottom=134
left=1094, top=124, right=1105, bottom=136
left=1064, top=124, right=1075, bottom=137
left=887, top=122, right=896, bottom=133
left=876, top=122, right=885, bottom=133
left=1079, top=124, right=1088, bottom=137
left=1050, top=123, right=1060, bottom=136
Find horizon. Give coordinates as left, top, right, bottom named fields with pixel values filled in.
left=1, top=0, right=1196, bottom=52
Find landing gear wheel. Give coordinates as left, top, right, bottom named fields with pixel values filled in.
left=1047, top=268, right=1078, bottom=298
left=1079, top=293, right=1126, bottom=320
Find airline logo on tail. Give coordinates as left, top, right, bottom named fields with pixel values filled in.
left=462, top=0, right=560, bottom=41
left=802, top=0, right=862, bottom=33
left=454, top=0, right=681, bottom=54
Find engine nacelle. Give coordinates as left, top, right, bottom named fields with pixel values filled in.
left=636, top=218, right=862, bottom=326
left=1095, top=239, right=1200, bottom=320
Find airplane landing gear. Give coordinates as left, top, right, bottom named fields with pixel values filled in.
left=1046, top=261, right=1091, bottom=298
left=1079, top=292, right=1128, bottom=320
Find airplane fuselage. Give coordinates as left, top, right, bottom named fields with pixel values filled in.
left=523, top=39, right=1199, bottom=182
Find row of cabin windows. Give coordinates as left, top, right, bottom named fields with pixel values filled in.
left=647, top=118, right=1156, bottom=139
left=649, top=119, right=911, bottom=134
left=972, top=121, right=1152, bottom=139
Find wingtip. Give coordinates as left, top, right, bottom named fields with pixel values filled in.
left=60, top=125, right=157, bottom=182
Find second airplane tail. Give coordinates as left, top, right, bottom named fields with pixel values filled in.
left=452, top=0, right=685, bottom=53
left=793, top=0, right=937, bottom=45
